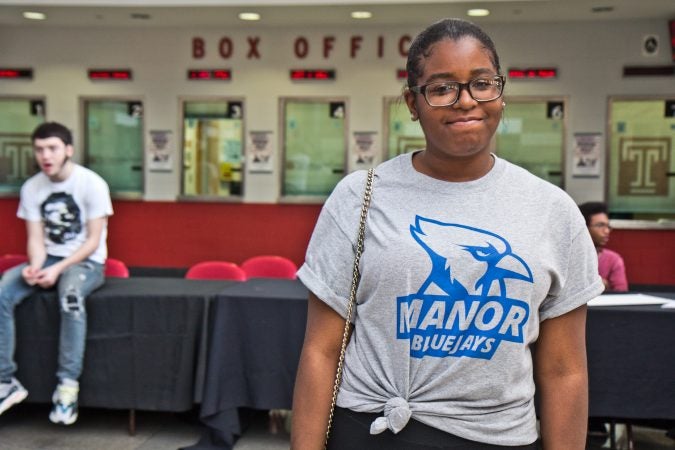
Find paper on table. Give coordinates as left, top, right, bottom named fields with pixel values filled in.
left=588, top=293, right=675, bottom=308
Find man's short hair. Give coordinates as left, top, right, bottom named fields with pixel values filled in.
left=31, top=122, right=73, bottom=146
left=578, top=201, right=608, bottom=226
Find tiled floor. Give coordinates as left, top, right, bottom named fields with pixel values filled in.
left=0, top=404, right=289, bottom=450
left=0, top=403, right=673, bottom=450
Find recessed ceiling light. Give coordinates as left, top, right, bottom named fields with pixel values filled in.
left=351, top=11, right=373, bottom=20
left=238, top=12, right=261, bottom=21
left=467, top=9, right=490, bottom=17
left=23, top=11, right=46, bottom=20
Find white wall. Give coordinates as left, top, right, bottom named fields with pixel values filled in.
left=0, top=19, right=673, bottom=202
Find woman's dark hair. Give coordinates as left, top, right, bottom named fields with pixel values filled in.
left=406, top=18, right=501, bottom=88
left=31, top=121, right=73, bottom=146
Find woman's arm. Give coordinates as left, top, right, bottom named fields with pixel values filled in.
left=534, top=304, right=588, bottom=450
left=291, top=292, right=351, bottom=450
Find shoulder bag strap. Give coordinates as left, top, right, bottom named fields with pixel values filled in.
left=324, top=168, right=374, bottom=449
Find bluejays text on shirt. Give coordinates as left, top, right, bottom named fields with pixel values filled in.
left=397, top=295, right=529, bottom=359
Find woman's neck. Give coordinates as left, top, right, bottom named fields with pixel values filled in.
left=412, top=150, right=495, bottom=182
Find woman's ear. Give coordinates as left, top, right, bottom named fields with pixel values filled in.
left=403, top=89, right=419, bottom=121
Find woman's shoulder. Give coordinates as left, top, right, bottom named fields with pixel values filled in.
left=500, top=158, right=570, bottom=200
left=332, top=154, right=407, bottom=196
left=499, top=158, right=583, bottom=225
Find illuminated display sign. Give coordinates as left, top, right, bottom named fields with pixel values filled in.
left=0, top=68, right=33, bottom=79
left=508, top=68, right=558, bottom=79
left=623, top=66, right=675, bottom=77
left=188, top=69, right=232, bottom=80
left=290, top=69, right=335, bottom=80
left=88, top=69, right=132, bottom=80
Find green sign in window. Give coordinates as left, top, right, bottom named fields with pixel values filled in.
left=609, top=98, right=675, bottom=218
left=384, top=97, right=424, bottom=160
left=281, top=99, right=347, bottom=198
left=84, top=99, right=144, bottom=196
left=496, top=99, right=565, bottom=188
left=0, top=98, right=44, bottom=194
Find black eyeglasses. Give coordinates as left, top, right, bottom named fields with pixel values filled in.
left=409, top=76, right=505, bottom=107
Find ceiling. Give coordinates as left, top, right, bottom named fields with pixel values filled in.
left=0, top=0, right=673, bottom=28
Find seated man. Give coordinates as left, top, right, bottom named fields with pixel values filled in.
left=578, top=202, right=628, bottom=292
left=0, top=122, right=113, bottom=424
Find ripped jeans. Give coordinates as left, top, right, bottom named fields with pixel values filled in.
left=0, top=256, right=104, bottom=382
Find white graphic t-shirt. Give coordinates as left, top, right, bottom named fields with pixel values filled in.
left=18, top=164, right=113, bottom=264
left=298, top=153, right=604, bottom=445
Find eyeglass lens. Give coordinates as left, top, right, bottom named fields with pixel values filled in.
left=425, top=78, right=503, bottom=106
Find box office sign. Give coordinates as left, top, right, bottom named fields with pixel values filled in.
left=191, top=34, right=413, bottom=60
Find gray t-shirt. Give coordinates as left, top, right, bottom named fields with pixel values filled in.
left=298, top=153, right=604, bottom=445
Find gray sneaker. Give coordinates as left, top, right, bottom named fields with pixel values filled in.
left=0, top=378, right=28, bottom=415
left=49, top=380, right=79, bottom=425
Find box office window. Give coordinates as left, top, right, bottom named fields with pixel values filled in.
left=281, top=98, right=347, bottom=199
left=181, top=100, right=244, bottom=198
left=383, top=96, right=424, bottom=160
left=0, top=98, right=45, bottom=194
left=608, top=97, right=675, bottom=219
left=83, top=99, right=144, bottom=197
left=495, top=98, right=565, bottom=188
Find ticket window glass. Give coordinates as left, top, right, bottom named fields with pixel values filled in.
left=384, top=97, right=425, bottom=160
left=181, top=100, right=244, bottom=198
left=0, top=98, right=45, bottom=194
left=83, top=99, right=144, bottom=197
left=281, top=98, right=347, bottom=199
left=495, top=98, right=565, bottom=188
left=608, top=97, right=675, bottom=219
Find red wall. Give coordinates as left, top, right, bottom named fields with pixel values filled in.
left=601, top=228, right=675, bottom=287
left=2, top=197, right=674, bottom=286
left=1, top=198, right=321, bottom=268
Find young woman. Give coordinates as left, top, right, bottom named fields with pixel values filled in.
left=291, top=18, right=603, bottom=450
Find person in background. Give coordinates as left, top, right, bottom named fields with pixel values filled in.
left=578, top=202, right=628, bottom=292
left=292, top=18, right=603, bottom=450
left=0, top=122, right=113, bottom=425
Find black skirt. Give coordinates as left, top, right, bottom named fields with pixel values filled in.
left=327, top=407, right=539, bottom=450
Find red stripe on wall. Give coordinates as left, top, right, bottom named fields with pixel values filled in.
left=1, top=198, right=321, bottom=268
left=2, top=198, right=673, bottom=286
left=604, top=228, right=675, bottom=287
left=107, top=200, right=322, bottom=267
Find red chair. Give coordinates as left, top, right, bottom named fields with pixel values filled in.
left=105, top=258, right=130, bottom=278
left=241, top=255, right=298, bottom=280
left=0, top=254, right=29, bottom=275
left=185, top=261, right=247, bottom=281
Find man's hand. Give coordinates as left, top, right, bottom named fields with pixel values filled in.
left=22, top=265, right=41, bottom=285
left=34, top=264, right=62, bottom=288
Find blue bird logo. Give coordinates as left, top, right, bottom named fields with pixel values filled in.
left=410, top=216, right=533, bottom=298
left=397, top=216, right=534, bottom=359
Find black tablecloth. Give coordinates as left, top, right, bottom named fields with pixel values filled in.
left=15, top=277, right=233, bottom=411
left=186, top=278, right=308, bottom=450
left=186, top=288, right=675, bottom=449
left=587, top=295, right=675, bottom=420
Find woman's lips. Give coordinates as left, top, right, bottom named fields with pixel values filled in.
left=447, top=117, right=483, bottom=127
